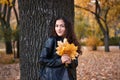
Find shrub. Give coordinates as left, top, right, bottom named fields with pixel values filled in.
left=85, top=36, right=103, bottom=50
left=109, top=37, right=120, bottom=46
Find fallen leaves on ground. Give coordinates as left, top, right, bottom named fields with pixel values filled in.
left=0, top=47, right=120, bottom=80
left=77, top=49, right=120, bottom=80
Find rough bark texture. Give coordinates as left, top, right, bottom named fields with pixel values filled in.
left=18, top=0, right=74, bottom=80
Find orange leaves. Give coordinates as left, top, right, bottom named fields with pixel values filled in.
left=56, top=38, right=78, bottom=60
left=0, top=0, right=8, bottom=4
left=0, top=0, right=13, bottom=6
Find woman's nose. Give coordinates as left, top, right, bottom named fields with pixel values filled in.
left=58, top=26, right=61, bottom=30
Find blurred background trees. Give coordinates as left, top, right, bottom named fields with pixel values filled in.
left=75, top=0, right=120, bottom=51
left=0, top=0, right=120, bottom=54
left=0, top=0, right=19, bottom=57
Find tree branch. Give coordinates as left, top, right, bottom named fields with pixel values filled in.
left=75, top=4, right=105, bottom=22
left=75, top=5, right=95, bottom=15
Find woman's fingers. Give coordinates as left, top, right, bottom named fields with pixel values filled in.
left=61, top=54, right=71, bottom=64
left=65, top=58, right=71, bottom=64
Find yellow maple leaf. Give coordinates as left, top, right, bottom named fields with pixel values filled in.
left=56, top=38, right=78, bottom=60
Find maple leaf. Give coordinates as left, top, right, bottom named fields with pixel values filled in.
left=56, top=38, right=78, bottom=60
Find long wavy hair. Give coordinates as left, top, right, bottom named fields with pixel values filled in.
left=50, top=17, right=82, bottom=54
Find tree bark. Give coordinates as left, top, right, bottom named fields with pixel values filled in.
left=18, top=0, right=74, bottom=80
left=5, top=41, right=12, bottom=54
left=104, top=32, right=110, bottom=52
left=17, top=40, right=19, bottom=58
left=95, top=16, right=110, bottom=52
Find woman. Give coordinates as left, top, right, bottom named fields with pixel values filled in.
left=39, top=17, right=82, bottom=80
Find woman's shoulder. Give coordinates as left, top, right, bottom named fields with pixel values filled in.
left=45, top=36, right=56, bottom=44
left=44, top=36, right=56, bottom=47
left=46, top=36, right=64, bottom=43
left=47, top=36, right=56, bottom=41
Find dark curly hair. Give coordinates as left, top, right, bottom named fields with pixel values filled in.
left=50, top=17, right=82, bottom=54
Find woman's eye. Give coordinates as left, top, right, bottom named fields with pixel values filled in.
left=55, top=25, right=58, bottom=27
left=55, top=24, right=65, bottom=27
left=60, top=25, right=65, bottom=27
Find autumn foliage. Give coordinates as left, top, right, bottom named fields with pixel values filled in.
left=85, top=36, right=103, bottom=50
left=0, top=0, right=12, bottom=6
left=56, top=38, right=78, bottom=60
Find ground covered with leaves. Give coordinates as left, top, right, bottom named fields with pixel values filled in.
left=77, top=47, right=120, bottom=80
left=0, top=46, right=120, bottom=80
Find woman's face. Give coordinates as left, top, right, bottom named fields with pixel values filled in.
left=55, top=19, right=66, bottom=37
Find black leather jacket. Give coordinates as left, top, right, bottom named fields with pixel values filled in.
left=39, top=36, right=78, bottom=80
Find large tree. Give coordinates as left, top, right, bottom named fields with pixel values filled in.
left=18, top=0, right=74, bottom=80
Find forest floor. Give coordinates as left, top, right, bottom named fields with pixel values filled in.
left=77, top=46, right=120, bottom=80
left=0, top=46, right=120, bottom=80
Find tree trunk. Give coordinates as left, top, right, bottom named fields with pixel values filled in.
left=5, top=5, right=13, bottom=54
left=104, top=32, right=110, bottom=52
left=95, top=15, right=110, bottom=52
left=92, top=45, right=97, bottom=51
left=18, top=0, right=74, bottom=80
left=16, top=40, right=19, bottom=58
left=0, top=4, right=13, bottom=54
left=5, top=41, right=13, bottom=54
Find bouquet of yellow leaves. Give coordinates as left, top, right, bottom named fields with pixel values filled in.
left=56, top=38, right=78, bottom=60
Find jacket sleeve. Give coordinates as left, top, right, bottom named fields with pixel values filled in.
left=69, top=57, right=78, bottom=68
left=38, top=37, right=63, bottom=67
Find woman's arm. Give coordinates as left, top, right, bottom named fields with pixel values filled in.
left=38, top=37, right=63, bottom=67
left=68, top=57, right=78, bottom=68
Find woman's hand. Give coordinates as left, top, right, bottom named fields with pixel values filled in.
left=61, top=54, right=71, bottom=64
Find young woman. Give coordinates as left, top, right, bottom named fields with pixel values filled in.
left=39, top=17, right=82, bottom=80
